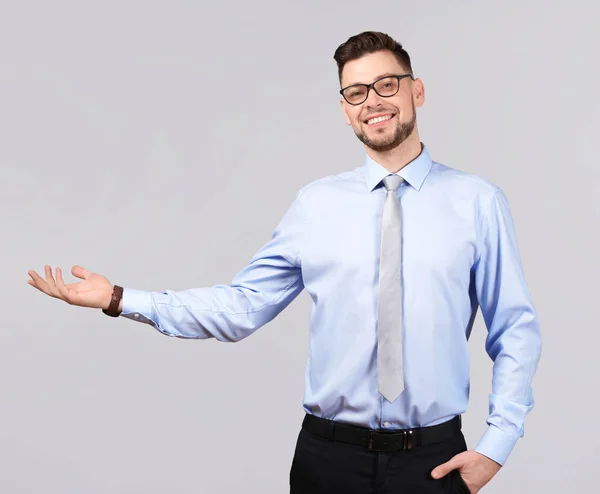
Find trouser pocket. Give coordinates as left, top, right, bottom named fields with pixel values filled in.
left=450, top=469, right=471, bottom=494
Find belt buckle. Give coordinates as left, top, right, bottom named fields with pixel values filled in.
left=367, top=430, right=388, bottom=451
left=367, top=429, right=414, bottom=451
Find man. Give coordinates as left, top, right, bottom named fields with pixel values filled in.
left=28, top=31, right=542, bottom=493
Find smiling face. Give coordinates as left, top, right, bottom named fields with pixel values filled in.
left=340, top=50, right=424, bottom=153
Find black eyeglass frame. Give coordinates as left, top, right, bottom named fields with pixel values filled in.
left=339, top=74, right=415, bottom=105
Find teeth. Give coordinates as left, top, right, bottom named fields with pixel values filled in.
left=367, top=114, right=392, bottom=125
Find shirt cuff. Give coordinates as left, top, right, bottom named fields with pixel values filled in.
left=474, top=423, right=519, bottom=466
left=120, top=288, right=154, bottom=322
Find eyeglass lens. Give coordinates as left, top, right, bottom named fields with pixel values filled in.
left=343, top=76, right=400, bottom=105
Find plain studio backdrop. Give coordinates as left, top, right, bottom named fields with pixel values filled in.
left=1, top=1, right=598, bottom=492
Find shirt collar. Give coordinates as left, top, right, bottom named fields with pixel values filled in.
left=364, top=143, right=433, bottom=192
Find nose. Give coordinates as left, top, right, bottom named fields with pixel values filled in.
left=364, top=86, right=385, bottom=108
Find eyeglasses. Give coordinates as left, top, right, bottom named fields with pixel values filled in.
left=339, top=74, right=414, bottom=105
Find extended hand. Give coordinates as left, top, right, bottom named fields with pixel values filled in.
left=431, top=450, right=501, bottom=493
left=28, top=265, right=113, bottom=309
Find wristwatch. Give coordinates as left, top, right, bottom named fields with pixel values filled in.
left=102, top=285, right=123, bottom=317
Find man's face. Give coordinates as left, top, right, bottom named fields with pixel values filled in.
left=340, top=50, right=424, bottom=153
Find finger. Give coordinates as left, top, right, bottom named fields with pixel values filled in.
left=71, top=265, right=90, bottom=280
left=55, top=267, right=74, bottom=303
left=28, top=270, right=42, bottom=282
left=45, top=266, right=68, bottom=301
left=45, top=265, right=63, bottom=299
left=45, top=265, right=57, bottom=289
left=28, top=279, right=44, bottom=293
left=28, top=269, right=53, bottom=295
left=431, top=455, right=463, bottom=479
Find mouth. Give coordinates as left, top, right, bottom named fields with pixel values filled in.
left=363, top=113, right=395, bottom=127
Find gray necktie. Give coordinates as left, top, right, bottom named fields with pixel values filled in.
left=378, top=174, right=405, bottom=403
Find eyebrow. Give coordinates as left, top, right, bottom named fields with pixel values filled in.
left=344, top=72, right=399, bottom=88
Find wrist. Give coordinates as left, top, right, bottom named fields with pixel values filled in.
left=104, top=287, right=115, bottom=310
left=102, top=285, right=124, bottom=317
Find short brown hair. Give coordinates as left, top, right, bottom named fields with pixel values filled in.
left=333, top=31, right=413, bottom=84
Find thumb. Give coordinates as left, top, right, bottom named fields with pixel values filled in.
left=431, top=455, right=463, bottom=479
left=71, top=265, right=90, bottom=280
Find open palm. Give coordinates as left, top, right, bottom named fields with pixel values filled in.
left=28, top=265, right=113, bottom=309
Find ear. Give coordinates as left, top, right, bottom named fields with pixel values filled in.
left=413, top=78, right=425, bottom=108
left=340, top=98, right=352, bottom=126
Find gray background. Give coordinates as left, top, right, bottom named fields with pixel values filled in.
left=1, top=1, right=597, bottom=492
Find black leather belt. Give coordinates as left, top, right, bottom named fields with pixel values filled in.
left=302, top=413, right=461, bottom=452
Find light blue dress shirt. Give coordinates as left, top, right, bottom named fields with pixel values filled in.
left=120, top=144, right=542, bottom=466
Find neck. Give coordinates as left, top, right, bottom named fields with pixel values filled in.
left=365, top=133, right=423, bottom=173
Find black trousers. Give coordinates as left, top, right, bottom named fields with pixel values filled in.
left=289, top=419, right=470, bottom=494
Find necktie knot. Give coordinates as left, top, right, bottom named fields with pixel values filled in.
left=382, top=174, right=404, bottom=192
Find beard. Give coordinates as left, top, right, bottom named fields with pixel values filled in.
left=354, top=100, right=417, bottom=153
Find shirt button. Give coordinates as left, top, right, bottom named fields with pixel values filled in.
left=384, top=422, right=390, bottom=427
left=134, top=314, right=140, bottom=319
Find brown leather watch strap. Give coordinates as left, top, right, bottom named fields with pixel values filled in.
left=102, top=285, right=123, bottom=317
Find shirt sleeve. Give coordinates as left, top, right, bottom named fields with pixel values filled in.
left=118, top=190, right=308, bottom=342
left=472, top=187, right=542, bottom=466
